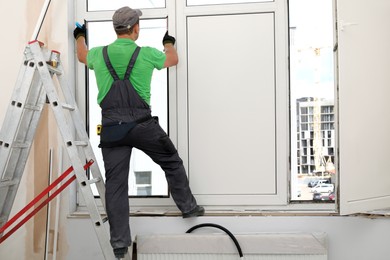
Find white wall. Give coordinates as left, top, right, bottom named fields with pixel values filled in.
left=1, top=1, right=390, bottom=260
left=0, top=0, right=71, bottom=259
left=0, top=1, right=38, bottom=259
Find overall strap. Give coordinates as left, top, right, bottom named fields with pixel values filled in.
left=102, top=46, right=141, bottom=81
left=102, top=46, right=120, bottom=81
left=124, top=46, right=141, bottom=80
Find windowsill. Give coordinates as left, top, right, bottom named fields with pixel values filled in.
left=68, top=207, right=390, bottom=220
left=69, top=202, right=338, bottom=219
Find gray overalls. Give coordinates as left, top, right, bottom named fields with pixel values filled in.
left=100, top=46, right=198, bottom=250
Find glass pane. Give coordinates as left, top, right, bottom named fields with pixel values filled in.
left=187, top=0, right=272, bottom=6
left=88, top=0, right=165, bottom=12
left=289, top=0, right=336, bottom=201
left=87, top=19, right=169, bottom=197
left=135, top=172, right=152, bottom=195
left=135, top=171, right=152, bottom=185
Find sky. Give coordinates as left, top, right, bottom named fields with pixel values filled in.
left=289, top=0, right=335, bottom=100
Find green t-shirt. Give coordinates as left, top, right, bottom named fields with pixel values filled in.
left=87, top=38, right=166, bottom=105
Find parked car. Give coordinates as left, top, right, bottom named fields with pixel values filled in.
left=310, top=183, right=334, bottom=193
left=313, top=192, right=322, bottom=200
left=307, top=179, right=330, bottom=188
left=322, top=192, right=335, bottom=201
left=313, top=191, right=335, bottom=201
left=329, top=192, right=335, bottom=200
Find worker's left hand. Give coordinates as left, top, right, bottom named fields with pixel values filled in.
left=73, top=24, right=87, bottom=40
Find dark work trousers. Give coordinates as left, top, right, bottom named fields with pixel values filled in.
left=102, top=117, right=198, bottom=250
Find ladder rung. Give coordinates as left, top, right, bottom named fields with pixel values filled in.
left=12, top=142, right=30, bottom=149
left=89, top=177, right=102, bottom=184
left=24, top=104, right=41, bottom=111
left=80, top=177, right=102, bottom=187
left=47, top=66, right=62, bottom=75
left=61, top=103, right=75, bottom=111
left=0, top=179, right=18, bottom=188
left=73, top=141, right=88, bottom=147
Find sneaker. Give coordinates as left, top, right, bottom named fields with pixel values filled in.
left=182, top=206, right=205, bottom=218
left=114, top=247, right=128, bottom=259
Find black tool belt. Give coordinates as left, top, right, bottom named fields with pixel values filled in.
left=99, top=115, right=152, bottom=148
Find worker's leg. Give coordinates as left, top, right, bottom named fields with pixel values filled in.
left=102, top=146, right=132, bottom=252
left=129, top=118, right=198, bottom=213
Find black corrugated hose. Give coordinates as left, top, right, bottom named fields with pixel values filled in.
left=186, top=223, right=244, bottom=258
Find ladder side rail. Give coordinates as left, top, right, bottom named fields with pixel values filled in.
left=30, top=42, right=115, bottom=260
left=0, top=52, right=37, bottom=177
left=0, top=86, right=47, bottom=225
left=56, top=63, right=107, bottom=210
left=0, top=47, right=47, bottom=227
left=2, top=73, right=46, bottom=181
left=0, top=52, right=32, bottom=227
left=0, top=45, right=36, bottom=144
left=3, top=44, right=36, bottom=114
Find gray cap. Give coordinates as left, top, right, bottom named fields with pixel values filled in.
left=112, top=6, right=142, bottom=32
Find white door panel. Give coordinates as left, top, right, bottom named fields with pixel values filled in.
left=338, top=0, right=390, bottom=214
left=177, top=1, right=289, bottom=206
left=187, top=13, right=276, bottom=196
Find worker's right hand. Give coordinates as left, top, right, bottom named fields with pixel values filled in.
left=162, top=31, right=176, bottom=46
left=73, top=24, right=87, bottom=40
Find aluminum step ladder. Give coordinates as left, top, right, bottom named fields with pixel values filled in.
left=0, top=40, right=131, bottom=260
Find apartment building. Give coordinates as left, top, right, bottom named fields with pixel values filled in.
left=296, top=97, right=335, bottom=175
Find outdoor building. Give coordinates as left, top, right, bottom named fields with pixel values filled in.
left=296, top=97, right=335, bottom=175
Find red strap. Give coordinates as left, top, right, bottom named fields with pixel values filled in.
left=0, top=160, right=94, bottom=244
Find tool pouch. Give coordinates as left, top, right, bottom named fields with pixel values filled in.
left=99, top=115, right=151, bottom=148
left=100, top=121, right=137, bottom=144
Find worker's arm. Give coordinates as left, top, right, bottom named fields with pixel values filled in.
left=163, top=43, right=178, bottom=68
left=162, top=32, right=178, bottom=68
left=73, top=24, right=88, bottom=65
left=76, top=37, right=88, bottom=65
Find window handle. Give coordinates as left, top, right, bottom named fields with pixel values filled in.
left=339, top=20, right=358, bottom=31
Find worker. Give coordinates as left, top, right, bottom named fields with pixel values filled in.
left=73, top=6, right=204, bottom=259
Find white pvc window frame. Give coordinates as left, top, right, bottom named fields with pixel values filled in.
left=187, top=0, right=273, bottom=6
left=74, top=0, right=337, bottom=214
